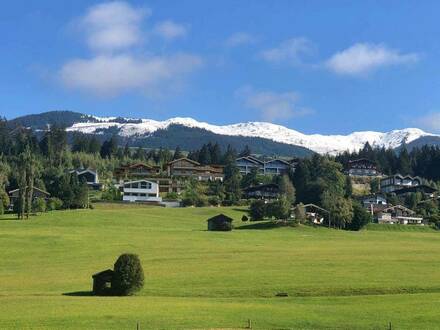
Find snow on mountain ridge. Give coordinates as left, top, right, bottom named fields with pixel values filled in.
left=66, top=116, right=436, bottom=155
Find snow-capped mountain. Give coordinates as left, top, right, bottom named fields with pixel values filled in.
left=65, top=115, right=437, bottom=155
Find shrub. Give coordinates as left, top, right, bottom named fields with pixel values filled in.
left=112, top=253, right=144, bottom=296
left=249, top=200, right=266, bottom=221
left=294, top=203, right=306, bottom=224
left=47, top=198, right=63, bottom=211
left=208, top=196, right=221, bottom=206
left=0, top=190, right=10, bottom=210
left=347, top=202, right=372, bottom=231
left=32, top=197, right=46, bottom=214
left=0, top=200, right=3, bottom=215
left=241, top=215, right=248, bottom=222
left=164, top=192, right=179, bottom=200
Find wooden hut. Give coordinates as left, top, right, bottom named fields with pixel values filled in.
left=92, top=269, right=114, bottom=295
left=207, top=214, right=233, bottom=231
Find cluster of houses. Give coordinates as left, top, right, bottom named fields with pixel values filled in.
left=7, top=155, right=295, bottom=207
left=7, top=153, right=437, bottom=228
left=347, top=159, right=438, bottom=226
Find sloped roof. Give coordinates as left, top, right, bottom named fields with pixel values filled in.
left=168, top=157, right=201, bottom=166
left=207, top=214, right=233, bottom=223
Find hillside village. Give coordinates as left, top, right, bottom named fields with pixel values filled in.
left=1, top=119, right=439, bottom=230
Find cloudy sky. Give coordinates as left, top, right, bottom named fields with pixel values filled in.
left=1, top=0, right=440, bottom=134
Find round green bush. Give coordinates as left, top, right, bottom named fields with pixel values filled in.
left=112, top=253, right=144, bottom=296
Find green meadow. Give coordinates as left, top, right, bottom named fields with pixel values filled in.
left=1, top=204, right=440, bottom=329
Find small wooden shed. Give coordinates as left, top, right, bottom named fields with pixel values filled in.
left=92, top=269, right=114, bottom=295
left=207, top=214, right=233, bottom=231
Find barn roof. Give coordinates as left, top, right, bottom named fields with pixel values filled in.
left=207, top=214, right=233, bottom=223
left=92, top=269, right=114, bottom=279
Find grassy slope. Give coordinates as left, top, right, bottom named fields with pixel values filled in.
left=1, top=205, right=440, bottom=329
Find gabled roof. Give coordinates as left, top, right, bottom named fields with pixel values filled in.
left=168, top=157, right=200, bottom=166
left=381, top=205, right=415, bottom=214
left=8, top=187, right=50, bottom=196
left=264, top=158, right=292, bottom=166
left=71, top=168, right=97, bottom=176
left=298, top=203, right=330, bottom=214
left=92, top=269, right=114, bottom=279
left=236, top=156, right=264, bottom=165
left=123, top=179, right=156, bottom=185
left=207, top=214, right=233, bottom=223
left=127, top=162, right=154, bottom=169
left=382, top=174, right=422, bottom=181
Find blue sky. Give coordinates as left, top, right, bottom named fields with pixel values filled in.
left=1, top=0, right=440, bottom=134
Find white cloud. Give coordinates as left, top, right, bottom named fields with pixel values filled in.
left=325, top=43, right=419, bottom=76
left=153, top=20, right=187, bottom=40
left=225, top=32, right=257, bottom=47
left=60, top=54, right=202, bottom=97
left=59, top=2, right=201, bottom=97
left=414, top=112, right=440, bottom=133
left=260, top=37, right=314, bottom=65
left=79, top=1, right=150, bottom=52
left=236, top=86, right=313, bottom=122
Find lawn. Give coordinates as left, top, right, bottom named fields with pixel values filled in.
left=1, top=204, right=440, bottom=329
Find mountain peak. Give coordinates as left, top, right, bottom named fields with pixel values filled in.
left=10, top=111, right=439, bottom=155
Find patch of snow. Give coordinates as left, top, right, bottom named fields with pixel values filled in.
left=66, top=116, right=437, bottom=154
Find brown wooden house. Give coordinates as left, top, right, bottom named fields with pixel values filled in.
left=167, top=158, right=224, bottom=181
left=114, top=163, right=161, bottom=180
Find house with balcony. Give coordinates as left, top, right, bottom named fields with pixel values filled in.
left=236, top=156, right=264, bottom=175
left=236, top=156, right=295, bottom=176
left=374, top=205, right=424, bottom=225
left=346, top=159, right=381, bottom=177
left=264, top=159, right=294, bottom=175
left=122, top=180, right=162, bottom=203
left=380, top=174, right=422, bottom=193
left=167, top=158, right=224, bottom=181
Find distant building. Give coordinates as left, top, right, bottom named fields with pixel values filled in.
left=167, top=158, right=224, bottom=181
left=236, top=156, right=265, bottom=175
left=264, top=159, right=294, bottom=175
left=380, top=174, right=422, bottom=193
left=362, top=194, right=388, bottom=210
left=374, top=205, right=424, bottom=225
left=70, top=169, right=101, bottom=190
left=243, top=183, right=280, bottom=199
left=207, top=214, right=233, bottom=231
left=393, top=185, right=437, bottom=198
left=8, top=187, right=50, bottom=208
left=122, top=180, right=162, bottom=203
left=236, top=156, right=295, bottom=176
left=115, top=163, right=161, bottom=180
left=346, top=159, right=381, bottom=177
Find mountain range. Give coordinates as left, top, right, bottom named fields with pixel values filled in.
left=8, top=111, right=440, bottom=157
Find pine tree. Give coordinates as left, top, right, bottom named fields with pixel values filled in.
left=173, top=146, right=183, bottom=160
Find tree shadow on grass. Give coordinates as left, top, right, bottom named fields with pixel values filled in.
left=232, top=208, right=249, bottom=213
left=62, top=291, right=94, bottom=297
left=236, top=221, right=281, bottom=230
left=0, top=215, right=21, bottom=221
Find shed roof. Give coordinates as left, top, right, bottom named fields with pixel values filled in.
left=92, top=269, right=114, bottom=279
left=207, top=214, right=233, bottom=223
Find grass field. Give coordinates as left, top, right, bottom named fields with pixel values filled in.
left=1, top=204, right=440, bottom=329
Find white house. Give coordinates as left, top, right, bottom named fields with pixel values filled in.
left=122, top=180, right=162, bottom=203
